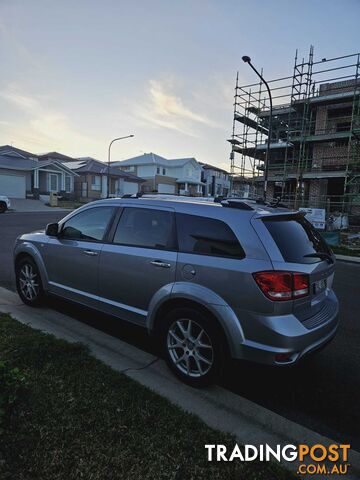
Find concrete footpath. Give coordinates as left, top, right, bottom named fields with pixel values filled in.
left=0, top=286, right=359, bottom=478
left=335, top=254, right=360, bottom=263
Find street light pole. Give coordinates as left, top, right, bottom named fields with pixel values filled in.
left=242, top=56, right=273, bottom=202
left=107, top=135, right=134, bottom=198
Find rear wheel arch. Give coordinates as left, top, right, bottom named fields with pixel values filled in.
left=156, top=300, right=230, bottom=386
left=0, top=201, right=7, bottom=213
left=151, top=298, right=229, bottom=348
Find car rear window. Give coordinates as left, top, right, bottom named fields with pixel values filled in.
left=176, top=213, right=245, bottom=259
left=262, top=215, right=332, bottom=264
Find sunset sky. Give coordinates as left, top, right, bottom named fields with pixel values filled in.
left=1, top=0, right=359, bottom=170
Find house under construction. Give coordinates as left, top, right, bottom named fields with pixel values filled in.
left=229, top=46, right=360, bottom=227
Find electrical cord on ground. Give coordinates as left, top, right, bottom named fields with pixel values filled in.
left=119, top=357, right=160, bottom=374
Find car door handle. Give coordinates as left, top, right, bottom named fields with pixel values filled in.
left=150, top=260, right=171, bottom=268
left=83, top=250, right=98, bottom=256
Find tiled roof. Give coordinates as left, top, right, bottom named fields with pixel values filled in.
left=0, top=155, right=38, bottom=170
left=0, top=154, right=77, bottom=175
left=65, top=158, right=144, bottom=182
left=199, top=162, right=229, bottom=174
left=37, top=151, right=76, bottom=162
left=113, top=153, right=198, bottom=168
left=0, top=145, right=38, bottom=160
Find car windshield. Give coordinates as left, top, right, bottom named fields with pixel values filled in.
left=262, top=214, right=332, bottom=264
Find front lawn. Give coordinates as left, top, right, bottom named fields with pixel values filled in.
left=0, top=314, right=294, bottom=480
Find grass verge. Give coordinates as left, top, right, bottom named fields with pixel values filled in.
left=332, top=245, right=360, bottom=257
left=0, top=313, right=295, bottom=480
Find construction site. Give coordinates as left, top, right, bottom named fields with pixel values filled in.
left=229, top=46, right=360, bottom=238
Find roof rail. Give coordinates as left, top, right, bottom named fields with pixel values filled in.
left=220, top=199, right=255, bottom=210
left=121, top=192, right=143, bottom=198
left=220, top=196, right=288, bottom=210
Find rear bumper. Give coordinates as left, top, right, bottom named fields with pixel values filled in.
left=231, top=291, right=339, bottom=366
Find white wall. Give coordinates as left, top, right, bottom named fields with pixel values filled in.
left=167, top=166, right=182, bottom=178
left=116, top=178, right=125, bottom=195
left=123, top=181, right=138, bottom=194
left=137, top=165, right=156, bottom=178
left=101, top=175, right=108, bottom=198
left=124, top=160, right=201, bottom=182
left=171, top=161, right=202, bottom=181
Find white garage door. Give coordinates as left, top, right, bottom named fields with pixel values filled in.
left=123, top=181, right=138, bottom=195
left=0, top=174, right=26, bottom=198
left=158, top=183, right=175, bottom=194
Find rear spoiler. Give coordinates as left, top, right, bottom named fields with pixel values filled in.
left=252, top=210, right=305, bottom=221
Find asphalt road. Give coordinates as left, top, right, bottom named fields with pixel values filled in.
left=0, top=211, right=67, bottom=290
left=1, top=211, right=359, bottom=450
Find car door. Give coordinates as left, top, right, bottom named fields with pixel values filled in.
left=98, top=205, right=177, bottom=325
left=44, top=205, right=116, bottom=306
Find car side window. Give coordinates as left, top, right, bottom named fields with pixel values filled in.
left=61, top=207, right=115, bottom=241
left=113, top=207, right=176, bottom=250
left=176, top=213, right=245, bottom=259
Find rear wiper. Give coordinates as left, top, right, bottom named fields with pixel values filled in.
left=303, top=252, right=334, bottom=264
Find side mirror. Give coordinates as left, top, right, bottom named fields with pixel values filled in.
left=45, top=222, right=59, bottom=236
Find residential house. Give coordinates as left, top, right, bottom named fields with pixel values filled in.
left=113, top=153, right=204, bottom=195
left=0, top=145, right=77, bottom=199
left=200, top=163, right=230, bottom=197
left=231, top=175, right=251, bottom=198
left=62, top=157, right=144, bottom=200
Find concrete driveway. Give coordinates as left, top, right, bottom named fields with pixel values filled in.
left=9, top=198, right=72, bottom=213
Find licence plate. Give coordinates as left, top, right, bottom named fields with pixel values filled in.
left=314, top=278, right=327, bottom=294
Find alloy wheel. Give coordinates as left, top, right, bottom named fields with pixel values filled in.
left=19, top=263, right=40, bottom=301
left=167, top=318, right=214, bottom=378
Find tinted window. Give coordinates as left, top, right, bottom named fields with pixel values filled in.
left=176, top=213, right=245, bottom=258
left=113, top=208, right=176, bottom=250
left=61, top=207, right=114, bottom=241
left=263, top=215, right=332, bottom=264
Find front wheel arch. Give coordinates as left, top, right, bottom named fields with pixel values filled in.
left=15, top=255, right=45, bottom=307
left=15, top=252, right=34, bottom=268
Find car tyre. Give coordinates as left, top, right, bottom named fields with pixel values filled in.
left=16, top=256, right=45, bottom=307
left=0, top=202, right=7, bottom=214
left=162, top=307, right=227, bottom=387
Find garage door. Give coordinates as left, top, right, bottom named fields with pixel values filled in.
left=158, top=183, right=175, bottom=194
left=123, top=181, right=138, bottom=195
left=0, top=174, right=26, bottom=198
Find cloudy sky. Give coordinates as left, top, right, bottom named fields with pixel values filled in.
left=0, top=0, right=359, bottom=169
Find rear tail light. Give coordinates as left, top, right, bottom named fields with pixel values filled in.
left=292, top=273, right=309, bottom=298
left=253, top=271, right=309, bottom=301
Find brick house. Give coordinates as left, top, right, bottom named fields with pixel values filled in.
left=60, top=157, right=145, bottom=200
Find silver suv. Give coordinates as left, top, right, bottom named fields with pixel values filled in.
left=14, top=196, right=339, bottom=386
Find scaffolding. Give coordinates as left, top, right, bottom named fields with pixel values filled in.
left=229, top=47, right=360, bottom=226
